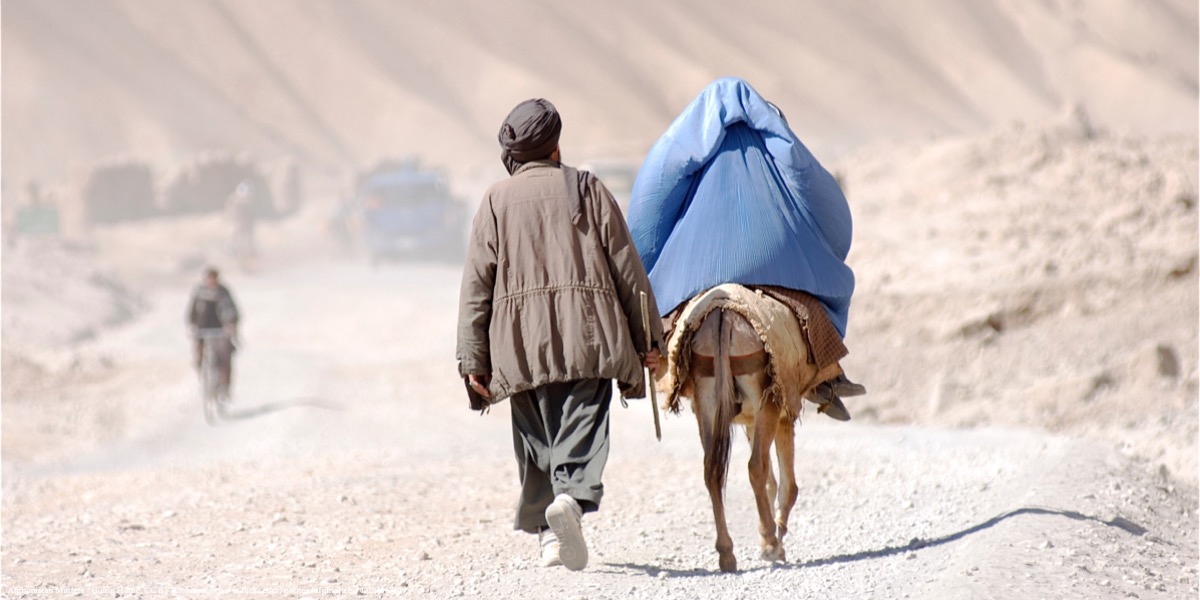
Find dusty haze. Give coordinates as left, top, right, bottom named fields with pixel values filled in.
left=2, top=1, right=1198, bottom=598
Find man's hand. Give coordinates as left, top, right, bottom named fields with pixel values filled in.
left=221, top=323, right=237, bottom=345
left=466, top=373, right=492, bottom=413
left=468, top=374, right=492, bottom=399
left=643, top=347, right=662, bottom=377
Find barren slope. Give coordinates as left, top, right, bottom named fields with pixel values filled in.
left=4, top=0, right=1195, bottom=186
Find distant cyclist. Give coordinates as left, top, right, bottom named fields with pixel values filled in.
left=186, top=267, right=240, bottom=395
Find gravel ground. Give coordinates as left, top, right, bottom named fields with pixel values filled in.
left=3, top=258, right=1196, bottom=599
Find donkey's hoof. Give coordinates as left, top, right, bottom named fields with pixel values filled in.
left=718, top=553, right=738, bottom=573
left=760, top=545, right=786, bottom=562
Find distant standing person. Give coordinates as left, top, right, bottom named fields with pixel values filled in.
left=456, top=98, right=664, bottom=571
left=187, top=267, right=240, bottom=395
left=228, top=181, right=259, bottom=271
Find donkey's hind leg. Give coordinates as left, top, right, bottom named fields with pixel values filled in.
left=773, top=416, right=799, bottom=548
left=748, top=399, right=785, bottom=561
left=742, top=421, right=777, bottom=511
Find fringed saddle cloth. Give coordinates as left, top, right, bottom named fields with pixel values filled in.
left=657, top=284, right=844, bottom=420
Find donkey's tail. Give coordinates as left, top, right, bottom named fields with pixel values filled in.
left=703, top=308, right=738, bottom=495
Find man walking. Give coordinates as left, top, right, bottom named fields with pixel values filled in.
left=456, top=98, right=663, bottom=570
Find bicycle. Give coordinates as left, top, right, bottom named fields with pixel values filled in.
left=196, top=328, right=233, bottom=425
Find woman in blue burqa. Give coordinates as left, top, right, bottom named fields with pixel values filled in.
left=627, top=77, right=864, bottom=418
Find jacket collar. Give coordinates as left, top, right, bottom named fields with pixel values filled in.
left=513, top=159, right=560, bottom=176
left=512, top=160, right=585, bottom=226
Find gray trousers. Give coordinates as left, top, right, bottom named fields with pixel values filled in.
left=510, top=378, right=612, bottom=533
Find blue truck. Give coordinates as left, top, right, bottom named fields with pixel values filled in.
left=354, top=161, right=467, bottom=264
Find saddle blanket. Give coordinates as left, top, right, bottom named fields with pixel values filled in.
left=657, top=284, right=842, bottom=420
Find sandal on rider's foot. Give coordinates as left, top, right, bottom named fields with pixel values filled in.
left=811, top=382, right=852, bottom=421
left=817, top=394, right=851, bottom=421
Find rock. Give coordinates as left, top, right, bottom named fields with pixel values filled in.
left=1023, top=372, right=1114, bottom=409
left=1128, top=344, right=1181, bottom=380
left=1058, top=103, right=1096, bottom=141
left=1154, top=345, right=1181, bottom=378
left=958, top=309, right=1007, bottom=338
left=1168, top=253, right=1197, bottom=278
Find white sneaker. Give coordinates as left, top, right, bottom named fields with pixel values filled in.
left=538, top=528, right=562, bottom=567
left=544, top=494, right=587, bottom=571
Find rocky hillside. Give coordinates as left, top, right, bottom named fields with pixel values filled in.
left=4, top=0, right=1195, bottom=188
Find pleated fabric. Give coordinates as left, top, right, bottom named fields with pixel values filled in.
left=627, top=77, right=855, bottom=336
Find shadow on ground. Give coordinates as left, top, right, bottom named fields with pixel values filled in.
left=216, top=397, right=344, bottom=422
left=606, top=506, right=1151, bottom=577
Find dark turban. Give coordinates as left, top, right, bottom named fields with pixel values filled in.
left=498, top=99, right=562, bottom=175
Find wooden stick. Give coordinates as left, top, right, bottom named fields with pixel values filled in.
left=640, top=290, right=662, bottom=441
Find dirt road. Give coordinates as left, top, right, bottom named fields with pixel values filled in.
left=3, top=261, right=1195, bottom=599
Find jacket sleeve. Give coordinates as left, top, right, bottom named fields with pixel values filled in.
left=219, top=287, right=239, bottom=326
left=456, top=196, right=498, bottom=376
left=592, top=175, right=665, bottom=355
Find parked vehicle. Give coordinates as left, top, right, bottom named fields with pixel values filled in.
left=352, top=160, right=468, bottom=264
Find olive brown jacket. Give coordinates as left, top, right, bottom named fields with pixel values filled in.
left=456, top=160, right=664, bottom=401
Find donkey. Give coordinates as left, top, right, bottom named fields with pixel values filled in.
left=662, top=284, right=829, bottom=572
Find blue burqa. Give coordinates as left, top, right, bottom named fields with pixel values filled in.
left=627, top=78, right=855, bottom=336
